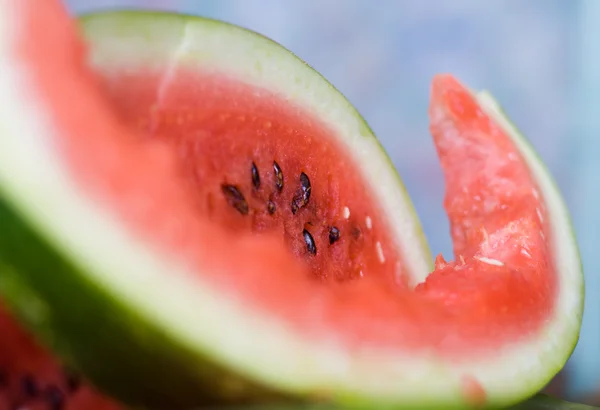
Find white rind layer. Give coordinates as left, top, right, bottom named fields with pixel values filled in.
left=0, top=5, right=584, bottom=408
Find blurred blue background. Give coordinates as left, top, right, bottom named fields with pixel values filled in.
left=65, top=0, right=599, bottom=402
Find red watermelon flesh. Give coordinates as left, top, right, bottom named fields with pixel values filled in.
left=0, top=0, right=571, bottom=408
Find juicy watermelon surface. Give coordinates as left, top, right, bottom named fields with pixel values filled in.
left=0, top=0, right=584, bottom=409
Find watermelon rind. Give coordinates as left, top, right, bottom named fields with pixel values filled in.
left=0, top=7, right=584, bottom=410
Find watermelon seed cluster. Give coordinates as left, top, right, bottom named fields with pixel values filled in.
left=219, top=160, right=350, bottom=258
left=0, top=366, right=81, bottom=410
left=22, top=374, right=38, bottom=397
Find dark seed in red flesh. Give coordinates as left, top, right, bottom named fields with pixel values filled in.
left=0, top=368, right=7, bottom=388
left=44, top=385, right=65, bottom=410
left=21, top=374, right=39, bottom=397
left=251, top=161, right=260, bottom=190
left=221, top=184, right=249, bottom=215
left=291, top=172, right=311, bottom=214
left=303, top=229, right=317, bottom=255
left=329, top=226, right=340, bottom=244
left=267, top=200, right=276, bottom=214
left=273, top=161, right=284, bottom=192
left=63, top=368, right=81, bottom=393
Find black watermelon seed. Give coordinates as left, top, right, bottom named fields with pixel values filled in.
left=44, top=385, right=65, bottom=410
left=221, top=184, right=249, bottom=215
left=329, top=226, right=340, bottom=244
left=64, top=369, right=81, bottom=393
left=351, top=226, right=361, bottom=239
left=251, top=162, right=260, bottom=190
left=267, top=200, right=276, bottom=215
left=291, top=172, right=311, bottom=214
left=303, top=229, right=317, bottom=255
left=21, top=374, right=39, bottom=397
left=0, top=368, right=7, bottom=388
left=273, top=161, right=284, bottom=192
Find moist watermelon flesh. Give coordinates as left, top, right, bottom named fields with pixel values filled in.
left=0, top=0, right=581, bottom=408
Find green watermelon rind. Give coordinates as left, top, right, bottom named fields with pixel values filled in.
left=0, top=8, right=584, bottom=410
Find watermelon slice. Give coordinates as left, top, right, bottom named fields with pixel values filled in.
left=0, top=1, right=584, bottom=409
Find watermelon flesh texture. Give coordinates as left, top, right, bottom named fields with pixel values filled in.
left=108, top=70, right=407, bottom=287
left=0, top=1, right=583, bottom=409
